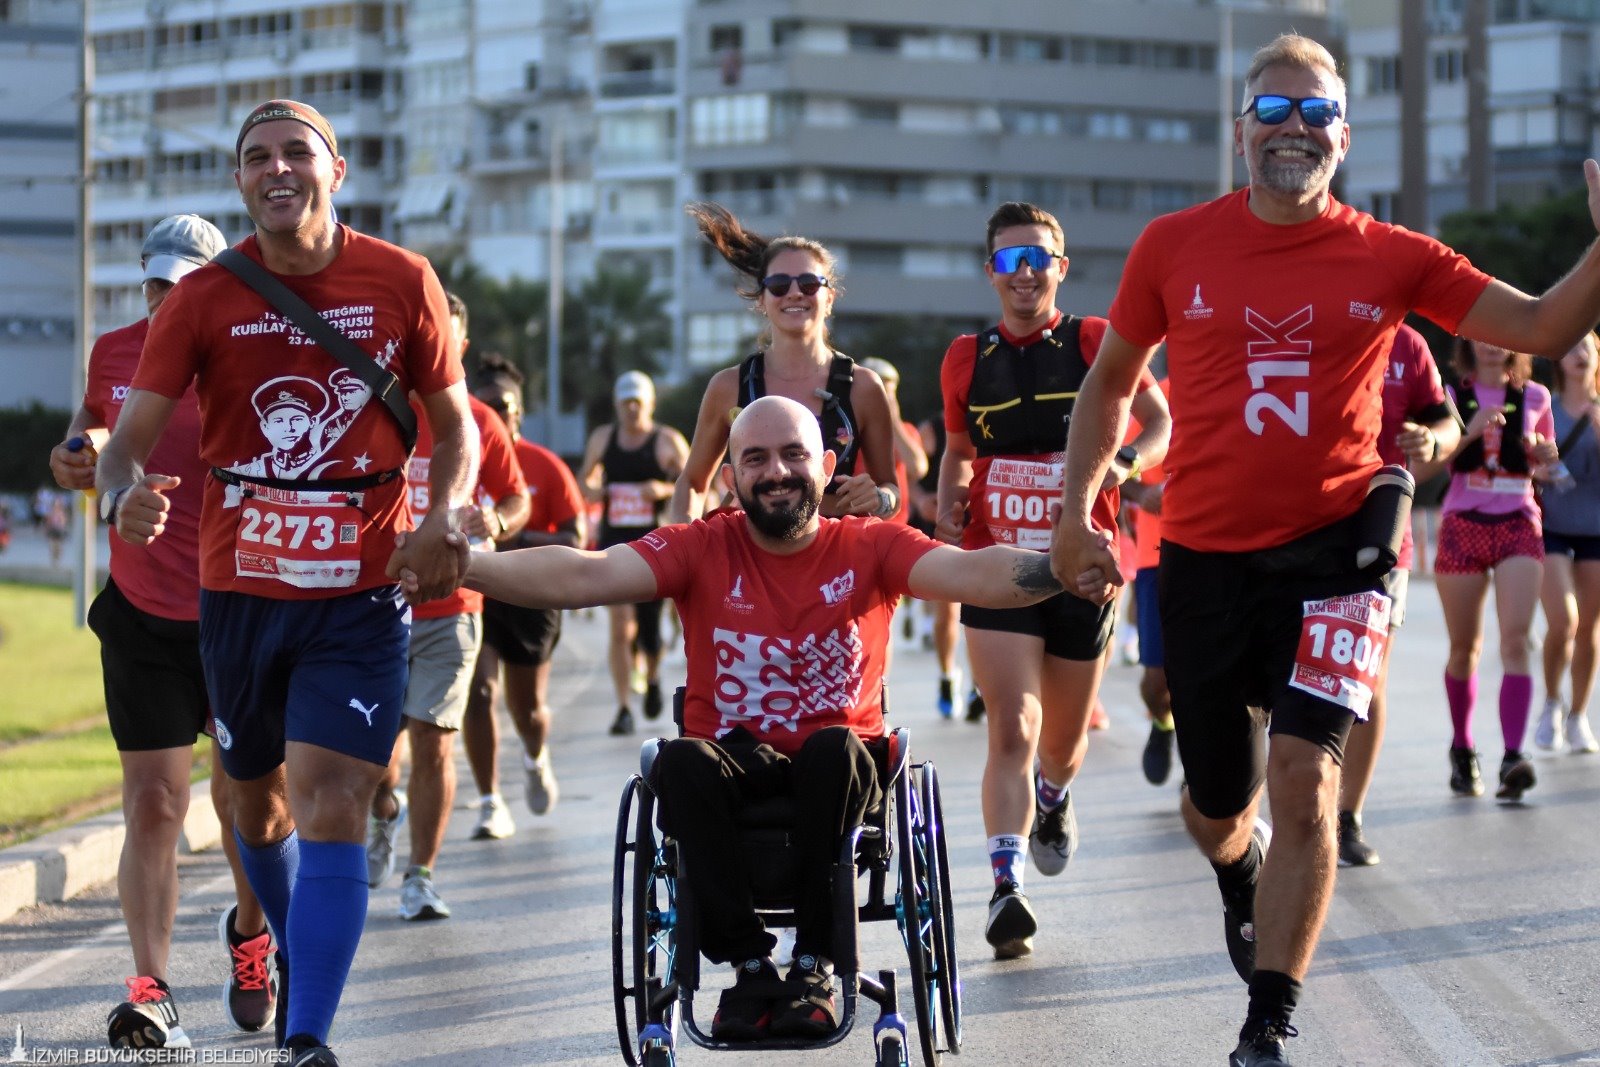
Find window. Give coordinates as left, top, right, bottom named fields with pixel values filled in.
left=999, top=106, right=1062, bottom=136
left=848, top=26, right=900, bottom=53
left=1365, top=55, right=1400, bottom=95
left=844, top=244, right=902, bottom=272
left=1149, top=182, right=1200, bottom=214
left=1432, top=49, right=1464, bottom=83
left=690, top=93, right=770, bottom=147
left=688, top=313, right=751, bottom=368
left=709, top=24, right=742, bottom=52
left=1369, top=192, right=1398, bottom=222
left=524, top=64, right=539, bottom=92
left=1088, top=111, right=1133, bottom=140
left=850, top=100, right=898, bottom=126
left=1092, top=180, right=1134, bottom=211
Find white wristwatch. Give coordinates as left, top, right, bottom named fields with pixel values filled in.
left=99, top=485, right=130, bottom=524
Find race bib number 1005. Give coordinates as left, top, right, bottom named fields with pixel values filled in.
left=1288, top=591, right=1392, bottom=721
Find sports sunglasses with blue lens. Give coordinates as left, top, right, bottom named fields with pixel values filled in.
left=989, top=245, right=1064, bottom=274
left=1240, top=95, right=1343, bottom=128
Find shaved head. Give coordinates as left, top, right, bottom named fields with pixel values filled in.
left=728, top=395, right=824, bottom=462
left=723, top=395, right=833, bottom=544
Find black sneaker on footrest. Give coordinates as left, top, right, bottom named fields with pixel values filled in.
left=1229, top=1016, right=1297, bottom=1066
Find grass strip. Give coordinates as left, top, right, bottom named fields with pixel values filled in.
left=0, top=582, right=106, bottom=743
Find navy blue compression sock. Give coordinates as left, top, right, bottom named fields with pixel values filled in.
left=285, top=840, right=369, bottom=1043
left=235, top=828, right=299, bottom=956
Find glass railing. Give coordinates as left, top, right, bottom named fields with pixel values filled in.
left=599, top=70, right=676, bottom=98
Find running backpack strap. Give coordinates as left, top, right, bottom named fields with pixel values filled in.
left=737, top=353, right=764, bottom=407
left=214, top=248, right=418, bottom=455
left=825, top=352, right=856, bottom=400
left=1451, top=385, right=1484, bottom=473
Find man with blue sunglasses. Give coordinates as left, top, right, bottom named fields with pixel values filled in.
left=1055, top=32, right=1600, bottom=1067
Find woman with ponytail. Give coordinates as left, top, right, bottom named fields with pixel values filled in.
left=669, top=203, right=900, bottom=523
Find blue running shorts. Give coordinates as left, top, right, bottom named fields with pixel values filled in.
left=200, top=585, right=411, bottom=780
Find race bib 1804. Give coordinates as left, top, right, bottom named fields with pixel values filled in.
left=1288, top=591, right=1392, bottom=721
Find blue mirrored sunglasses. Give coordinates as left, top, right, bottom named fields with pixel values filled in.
left=1241, top=95, right=1342, bottom=128
left=989, top=245, right=1063, bottom=274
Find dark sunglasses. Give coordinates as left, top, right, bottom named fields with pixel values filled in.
left=989, top=245, right=1064, bottom=274
left=760, top=273, right=830, bottom=297
left=1240, top=95, right=1343, bottom=128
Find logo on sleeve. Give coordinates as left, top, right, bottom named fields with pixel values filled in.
left=819, top=570, right=855, bottom=605
left=641, top=531, right=667, bottom=552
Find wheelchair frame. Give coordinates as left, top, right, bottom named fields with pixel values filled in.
left=611, top=726, right=961, bottom=1067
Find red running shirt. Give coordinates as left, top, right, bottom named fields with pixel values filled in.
left=515, top=439, right=585, bottom=538
left=1110, top=190, right=1491, bottom=553
left=631, top=512, right=938, bottom=756
left=84, top=318, right=207, bottom=622
left=1380, top=325, right=1449, bottom=570
left=134, top=228, right=461, bottom=597
left=409, top=395, right=528, bottom=620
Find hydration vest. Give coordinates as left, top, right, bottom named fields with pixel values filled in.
left=964, top=318, right=1086, bottom=458
left=737, top=352, right=860, bottom=485
left=1452, top=380, right=1528, bottom=474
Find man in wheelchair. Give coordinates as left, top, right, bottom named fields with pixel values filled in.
left=401, top=395, right=1071, bottom=1040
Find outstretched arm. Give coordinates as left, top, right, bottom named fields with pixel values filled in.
left=906, top=543, right=1062, bottom=609
left=463, top=542, right=659, bottom=608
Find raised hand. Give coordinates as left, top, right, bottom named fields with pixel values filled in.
left=114, top=474, right=180, bottom=545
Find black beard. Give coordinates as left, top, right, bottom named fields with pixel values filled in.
left=739, top=476, right=819, bottom=540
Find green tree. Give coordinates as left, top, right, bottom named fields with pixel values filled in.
left=832, top=314, right=984, bottom=426
left=1436, top=187, right=1592, bottom=296
left=563, top=264, right=674, bottom=426
left=0, top=403, right=71, bottom=494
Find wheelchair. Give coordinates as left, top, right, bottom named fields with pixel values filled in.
left=611, top=717, right=961, bottom=1066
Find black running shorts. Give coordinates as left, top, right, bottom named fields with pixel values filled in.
left=87, top=577, right=210, bottom=752
left=482, top=598, right=562, bottom=667
left=960, top=588, right=1114, bottom=662
left=1158, top=516, right=1382, bottom=821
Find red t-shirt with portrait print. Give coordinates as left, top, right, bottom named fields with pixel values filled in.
left=630, top=512, right=938, bottom=756
left=1110, top=189, right=1492, bottom=553
left=941, top=311, right=1148, bottom=551
left=84, top=318, right=207, bottom=622
left=133, top=227, right=462, bottom=598
left=408, top=394, right=527, bottom=621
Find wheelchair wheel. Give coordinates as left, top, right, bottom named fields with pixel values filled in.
left=894, top=766, right=943, bottom=1066
left=920, top=763, right=962, bottom=1052
left=612, top=777, right=679, bottom=1066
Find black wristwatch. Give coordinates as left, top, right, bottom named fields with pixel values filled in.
left=1115, top=445, right=1141, bottom=479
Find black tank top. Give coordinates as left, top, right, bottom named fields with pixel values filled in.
left=737, top=352, right=860, bottom=491
left=598, top=425, right=669, bottom=548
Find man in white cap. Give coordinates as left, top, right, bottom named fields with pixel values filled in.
left=50, top=214, right=280, bottom=1051
left=577, top=370, right=689, bottom=735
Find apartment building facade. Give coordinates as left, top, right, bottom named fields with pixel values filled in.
left=0, top=0, right=80, bottom=407
left=1345, top=0, right=1600, bottom=234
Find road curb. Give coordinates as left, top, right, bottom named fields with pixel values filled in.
left=0, top=779, right=221, bottom=924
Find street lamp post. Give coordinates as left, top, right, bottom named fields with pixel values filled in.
left=73, top=0, right=96, bottom=627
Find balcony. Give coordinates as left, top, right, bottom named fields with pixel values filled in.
left=594, top=210, right=677, bottom=241
left=599, top=70, right=677, bottom=99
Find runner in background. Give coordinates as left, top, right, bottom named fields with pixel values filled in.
left=1436, top=340, right=1556, bottom=803
left=857, top=358, right=927, bottom=658
left=578, top=371, right=689, bottom=737
left=938, top=201, right=1168, bottom=960
left=1337, top=324, right=1458, bottom=866
left=1535, top=331, right=1600, bottom=755
left=461, top=354, right=588, bottom=837
left=50, top=213, right=276, bottom=1050
left=365, top=292, right=530, bottom=919
left=912, top=414, right=980, bottom=721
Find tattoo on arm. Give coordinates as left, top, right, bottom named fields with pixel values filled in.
left=1013, top=553, right=1063, bottom=597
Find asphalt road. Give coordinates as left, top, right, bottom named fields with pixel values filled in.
left=2, top=588, right=1598, bottom=1066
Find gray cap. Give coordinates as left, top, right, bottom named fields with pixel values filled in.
left=614, top=370, right=655, bottom=403
left=141, top=214, right=227, bottom=283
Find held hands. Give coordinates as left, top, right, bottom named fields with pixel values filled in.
left=1527, top=433, right=1559, bottom=468
left=1049, top=519, right=1121, bottom=606
left=385, top=506, right=471, bottom=604
left=114, top=474, right=181, bottom=545
left=1395, top=420, right=1437, bottom=465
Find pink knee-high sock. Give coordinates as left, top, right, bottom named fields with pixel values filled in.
left=1445, top=671, right=1477, bottom=749
left=1499, top=673, right=1533, bottom=755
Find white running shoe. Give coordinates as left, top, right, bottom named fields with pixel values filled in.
left=365, top=789, right=407, bottom=889
left=1535, top=698, right=1566, bottom=752
left=525, top=749, right=560, bottom=815
left=472, top=795, right=515, bottom=840
left=1567, top=711, right=1600, bottom=754
left=398, top=869, right=451, bottom=921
